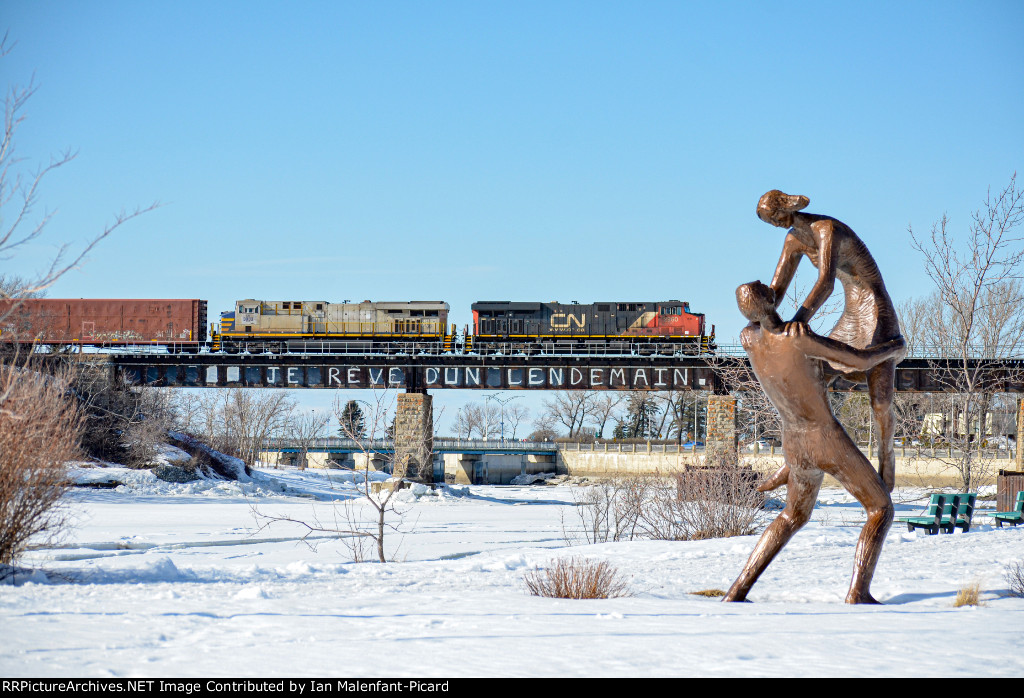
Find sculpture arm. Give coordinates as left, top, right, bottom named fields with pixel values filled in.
left=788, top=323, right=906, bottom=371
left=791, top=222, right=838, bottom=324
left=768, top=233, right=803, bottom=310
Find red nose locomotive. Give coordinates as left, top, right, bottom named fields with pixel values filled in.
left=470, top=300, right=713, bottom=355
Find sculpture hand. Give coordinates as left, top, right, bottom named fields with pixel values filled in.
left=782, top=321, right=810, bottom=338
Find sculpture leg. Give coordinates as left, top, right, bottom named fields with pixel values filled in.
left=821, top=439, right=894, bottom=604
left=724, top=464, right=822, bottom=602
left=867, top=359, right=898, bottom=493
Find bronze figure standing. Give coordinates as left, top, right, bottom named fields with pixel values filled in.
left=723, top=282, right=906, bottom=604
left=757, top=190, right=906, bottom=491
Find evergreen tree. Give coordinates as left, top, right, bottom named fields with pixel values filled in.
left=624, top=393, right=661, bottom=439
left=338, top=400, right=366, bottom=439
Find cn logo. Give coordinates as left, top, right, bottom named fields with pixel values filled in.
left=550, top=313, right=585, bottom=329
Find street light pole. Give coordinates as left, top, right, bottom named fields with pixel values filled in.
left=485, top=393, right=522, bottom=443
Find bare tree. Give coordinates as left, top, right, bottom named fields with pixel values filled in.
left=906, top=173, right=1024, bottom=490
left=542, top=390, right=597, bottom=438
left=332, top=389, right=413, bottom=562
left=897, top=295, right=933, bottom=357
left=657, top=390, right=708, bottom=444
left=505, top=403, right=530, bottom=440
left=222, top=389, right=298, bottom=466
left=453, top=405, right=478, bottom=439
left=289, top=409, right=331, bottom=470
left=454, top=401, right=500, bottom=439
left=528, top=412, right=560, bottom=441
left=586, top=393, right=624, bottom=439
left=173, top=388, right=297, bottom=467
left=250, top=391, right=409, bottom=564
left=0, top=274, right=44, bottom=299
left=477, top=401, right=501, bottom=439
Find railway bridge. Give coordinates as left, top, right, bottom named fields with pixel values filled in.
left=60, top=348, right=1024, bottom=483
left=64, top=348, right=1024, bottom=393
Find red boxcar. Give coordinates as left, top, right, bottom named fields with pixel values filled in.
left=0, top=299, right=207, bottom=348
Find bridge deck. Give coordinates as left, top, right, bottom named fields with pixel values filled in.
left=54, top=351, right=1024, bottom=392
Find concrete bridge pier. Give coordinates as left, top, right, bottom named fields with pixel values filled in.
left=394, top=390, right=434, bottom=483
left=442, top=452, right=558, bottom=485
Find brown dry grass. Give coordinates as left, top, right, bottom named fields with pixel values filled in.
left=689, top=588, right=727, bottom=597
left=953, top=581, right=984, bottom=607
left=523, top=557, right=632, bottom=599
left=0, top=360, right=83, bottom=569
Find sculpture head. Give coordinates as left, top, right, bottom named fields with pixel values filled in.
left=757, top=190, right=810, bottom=228
left=736, top=280, right=776, bottom=323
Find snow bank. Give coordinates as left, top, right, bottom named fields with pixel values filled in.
left=167, top=431, right=250, bottom=481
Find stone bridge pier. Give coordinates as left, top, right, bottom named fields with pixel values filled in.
left=705, top=394, right=738, bottom=465
left=394, top=391, right=434, bottom=483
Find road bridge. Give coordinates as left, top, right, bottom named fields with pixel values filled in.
left=263, top=437, right=559, bottom=455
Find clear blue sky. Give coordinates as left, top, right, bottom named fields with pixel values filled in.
left=6, top=1, right=1023, bottom=433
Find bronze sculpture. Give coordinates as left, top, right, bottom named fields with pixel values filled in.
left=757, top=190, right=905, bottom=492
left=723, top=281, right=906, bottom=604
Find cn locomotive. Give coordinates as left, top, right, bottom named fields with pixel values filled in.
left=470, top=300, right=712, bottom=355
left=2, top=296, right=714, bottom=355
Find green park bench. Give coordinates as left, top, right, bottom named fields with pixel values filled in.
left=950, top=493, right=977, bottom=532
left=992, top=491, right=1024, bottom=528
left=898, top=493, right=976, bottom=535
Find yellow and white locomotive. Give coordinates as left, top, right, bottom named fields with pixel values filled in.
left=213, top=299, right=451, bottom=353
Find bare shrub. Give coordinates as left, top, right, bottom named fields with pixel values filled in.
left=170, top=388, right=296, bottom=468
left=564, top=461, right=766, bottom=545
left=1005, top=560, right=1024, bottom=598
left=562, top=475, right=652, bottom=545
left=523, top=557, right=632, bottom=599
left=953, top=580, right=984, bottom=607
left=0, top=359, right=83, bottom=569
left=639, top=464, right=765, bottom=541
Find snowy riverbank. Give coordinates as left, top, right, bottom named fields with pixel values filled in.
left=2, top=465, right=1022, bottom=677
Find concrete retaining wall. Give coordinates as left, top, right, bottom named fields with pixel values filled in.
left=259, top=446, right=1010, bottom=488
left=442, top=453, right=557, bottom=485
left=558, top=449, right=1010, bottom=488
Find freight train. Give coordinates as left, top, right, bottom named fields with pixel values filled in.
left=0, top=297, right=713, bottom=356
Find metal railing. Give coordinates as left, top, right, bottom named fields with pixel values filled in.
left=262, top=437, right=560, bottom=453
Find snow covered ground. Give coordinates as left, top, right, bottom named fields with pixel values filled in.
left=2, top=465, right=1022, bottom=677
